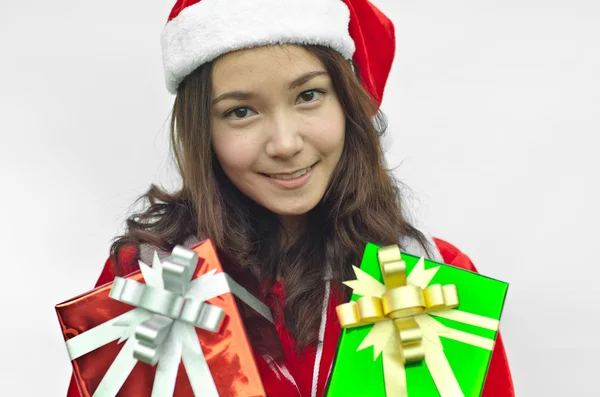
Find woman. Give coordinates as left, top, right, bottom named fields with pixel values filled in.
left=67, top=0, right=514, bottom=396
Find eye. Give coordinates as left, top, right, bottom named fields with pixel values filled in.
left=296, top=89, right=326, bottom=105
left=223, top=107, right=257, bottom=120
left=222, top=89, right=326, bottom=120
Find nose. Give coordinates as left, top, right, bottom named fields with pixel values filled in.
left=264, top=111, right=304, bottom=159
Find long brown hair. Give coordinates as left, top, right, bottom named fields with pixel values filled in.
left=109, top=44, right=432, bottom=349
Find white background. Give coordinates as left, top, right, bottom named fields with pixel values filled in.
left=1, top=0, right=598, bottom=395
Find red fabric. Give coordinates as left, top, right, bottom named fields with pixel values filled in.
left=166, top=0, right=200, bottom=22
left=251, top=282, right=345, bottom=397
left=341, top=0, right=396, bottom=107
left=66, top=239, right=514, bottom=397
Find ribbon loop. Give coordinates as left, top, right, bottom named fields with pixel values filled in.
left=382, top=285, right=425, bottom=318
left=398, top=326, right=422, bottom=346
left=162, top=246, right=198, bottom=294
left=179, top=297, right=205, bottom=325
left=336, top=302, right=363, bottom=328
left=423, top=284, right=446, bottom=311
left=140, top=285, right=185, bottom=318
left=442, top=285, right=459, bottom=308
left=402, top=344, right=425, bottom=363
left=109, top=279, right=186, bottom=319
left=378, top=245, right=406, bottom=289
left=191, top=300, right=225, bottom=333
left=356, top=296, right=384, bottom=323
left=109, top=278, right=144, bottom=306
left=135, top=315, right=174, bottom=347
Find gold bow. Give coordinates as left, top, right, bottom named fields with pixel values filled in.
left=336, top=245, right=500, bottom=397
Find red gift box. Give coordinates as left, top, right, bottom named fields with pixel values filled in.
left=56, top=239, right=275, bottom=397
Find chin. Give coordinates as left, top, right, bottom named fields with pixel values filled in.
left=272, top=209, right=310, bottom=216
left=266, top=200, right=319, bottom=216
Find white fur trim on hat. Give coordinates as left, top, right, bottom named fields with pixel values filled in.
left=161, top=0, right=356, bottom=94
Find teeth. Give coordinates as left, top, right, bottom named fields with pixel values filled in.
left=269, top=166, right=311, bottom=180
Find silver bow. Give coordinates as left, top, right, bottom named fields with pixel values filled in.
left=109, top=246, right=225, bottom=365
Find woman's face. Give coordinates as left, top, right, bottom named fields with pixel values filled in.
left=210, top=45, right=346, bottom=220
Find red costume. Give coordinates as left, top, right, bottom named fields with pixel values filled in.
left=66, top=238, right=514, bottom=396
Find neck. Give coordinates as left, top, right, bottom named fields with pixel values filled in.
left=275, top=214, right=308, bottom=280
left=278, top=214, right=308, bottom=246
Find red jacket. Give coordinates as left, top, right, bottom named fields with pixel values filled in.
left=66, top=238, right=514, bottom=396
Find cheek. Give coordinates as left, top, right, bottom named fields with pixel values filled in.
left=312, top=108, right=346, bottom=154
left=212, top=132, right=258, bottom=173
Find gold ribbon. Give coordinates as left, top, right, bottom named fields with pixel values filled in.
left=336, top=245, right=500, bottom=397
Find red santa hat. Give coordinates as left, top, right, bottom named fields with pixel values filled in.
left=161, top=0, right=395, bottom=106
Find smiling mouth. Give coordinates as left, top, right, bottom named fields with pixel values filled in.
left=260, top=163, right=317, bottom=180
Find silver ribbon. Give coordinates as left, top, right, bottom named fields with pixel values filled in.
left=65, top=245, right=273, bottom=397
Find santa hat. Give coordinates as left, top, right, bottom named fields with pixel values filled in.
left=161, top=0, right=395, bottom=106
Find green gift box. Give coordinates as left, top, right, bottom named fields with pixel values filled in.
left=326, top=243, right=508, bottom=397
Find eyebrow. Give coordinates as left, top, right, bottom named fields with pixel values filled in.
left=212, top=70, right=329, bottom=107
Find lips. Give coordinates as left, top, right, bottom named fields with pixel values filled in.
left=260, top=162, right=317, bottom=180
left=267, top=165, right=312, bottom=180
left=262, top=163, right=315, bottom=190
